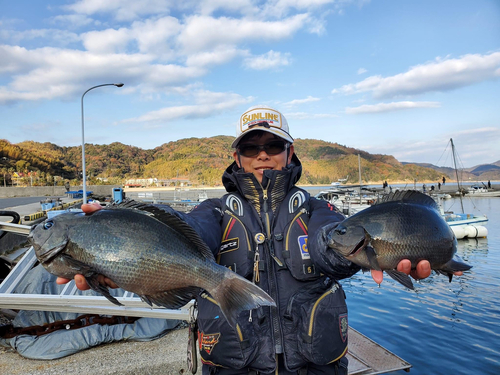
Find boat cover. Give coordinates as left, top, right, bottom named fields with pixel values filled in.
left=0, top=264, right=180, bottom=360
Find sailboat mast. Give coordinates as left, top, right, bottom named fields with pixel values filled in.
left=450, top=138, right=464, bottom=213
left=358, top=154, right=362, bottom=205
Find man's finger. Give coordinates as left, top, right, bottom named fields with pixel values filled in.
left=410, top=260, right=431, bottom=280
left=74, top=274, right=90, bottom=290
left=371, top=269, right=383, bottom=285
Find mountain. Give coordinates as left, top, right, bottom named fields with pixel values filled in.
left=402, top=161, right=500, bottom=182
left=1, top=137, right=448, bottom=186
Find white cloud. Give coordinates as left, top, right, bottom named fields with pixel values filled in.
left=178, top=14, right=309, bottom=53
left=81, top=28, right=131, bottom=53
left=283, top=96, right=320, bottom=106
left=357, top=67, right=367, bottom=75
left=333, top=52, right=500, bottom=98
left=345, top=101, right=441, bottom=114
left=186, top=46, right=247, bottom=67
left=362, top=127, right=500, bottom=167
left=286, top=111, right=338, bottom=119
left=243, top=50, right=292, bottom=70
left=122, top=90, right=253, bottom=123
left=64, top=0, right=175, bottom=21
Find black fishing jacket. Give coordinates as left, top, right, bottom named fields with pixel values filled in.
left=167, top=155, right=360, bottom=372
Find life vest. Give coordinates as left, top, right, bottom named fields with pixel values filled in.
left=196, top=186, right=348, bottom=372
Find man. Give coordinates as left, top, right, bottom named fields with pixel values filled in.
left=58, top=105, right=441, bottom=374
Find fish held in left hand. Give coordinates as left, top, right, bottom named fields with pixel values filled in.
left=326, top=190, right=472, bottom=289
left=28, top=203, right=275, bottom=327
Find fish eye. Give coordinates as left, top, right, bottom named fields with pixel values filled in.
left=43, top=221, right=54, bottom=230
left=336, top=227, right=347, bottom=235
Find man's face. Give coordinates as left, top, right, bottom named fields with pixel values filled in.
left=233, top=132, right=294, bottom=184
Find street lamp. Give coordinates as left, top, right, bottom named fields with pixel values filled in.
left=81, top=83, right=124, bottom=204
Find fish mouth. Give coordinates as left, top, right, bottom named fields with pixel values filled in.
left=348, top=237, right=368, bottom=257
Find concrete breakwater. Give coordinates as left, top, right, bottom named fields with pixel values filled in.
left=0, top=185, right=121, bottom=199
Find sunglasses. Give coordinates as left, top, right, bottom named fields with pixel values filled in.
left=237, top=140, right=289, bottom=157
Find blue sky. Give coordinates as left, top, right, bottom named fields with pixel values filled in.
left=1, top=0, right=499, bottom=168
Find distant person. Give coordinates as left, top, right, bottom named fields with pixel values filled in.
left=389, top=186, right=393, bottom=193
left=431, top=185, right=435, bottom=191
left=423, top=183, right=426, bottom=193
left=64, top=181, right=70, bottom=192
left=438, top=182, right=441, bottom=190
left=442, top=176, right=446, bottom=185
left=488, top=180, right=491, bottom=189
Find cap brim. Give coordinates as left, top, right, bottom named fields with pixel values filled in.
left=232, top=127, right=294, bottom=148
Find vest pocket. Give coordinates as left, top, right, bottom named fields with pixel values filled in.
left=292, top=280, right=348, bottom=365
left=196, top=294, right=260, bottom=369
left=281, top=209, right=320, bottom=281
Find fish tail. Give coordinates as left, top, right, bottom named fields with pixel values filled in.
left=437, top=255, right=472, bottom=283
left=211, top=272, right=275, bottom=327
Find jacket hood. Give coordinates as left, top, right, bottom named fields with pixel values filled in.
left=222, top=153, right=303, bottom=194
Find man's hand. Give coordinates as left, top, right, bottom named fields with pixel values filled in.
left=56, top=274, right=118, bottom=290
left=55, top=202, right=117, bottom=290
left=370, top=259, right=463, bottom=285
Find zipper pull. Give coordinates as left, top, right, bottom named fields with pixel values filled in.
left=253, top=250, right=260, bottom=283
left=268, top=239, right=284, bottom=267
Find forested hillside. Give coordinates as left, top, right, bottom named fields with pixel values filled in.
left=1, top=136, right=449, bottom=186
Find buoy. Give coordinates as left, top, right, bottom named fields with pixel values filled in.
left=451, top=226, right=466, bottom=239
left=463, top=225, right=488, bottom=238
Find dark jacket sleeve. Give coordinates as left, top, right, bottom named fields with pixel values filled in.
left=307, top=198, right=361, bottom=280
left=153, top=198, right=223, bottom=256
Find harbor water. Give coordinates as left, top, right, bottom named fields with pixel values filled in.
left=341, top=196, right=499, bottom=375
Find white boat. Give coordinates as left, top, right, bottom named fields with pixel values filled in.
left=465, top=185, right=500, bottom=197
left=436, top=139, right=489, bottom=239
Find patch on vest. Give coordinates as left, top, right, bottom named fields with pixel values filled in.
left=226, top=195, right=243, bottom=216
left=297, top=235, right=309, bottom=259
left=289, top=191, right=306, bottom=213
left=339, top=314, right=348, bottom=343
left=199, top=332, right=221, bottom=355
left=220, top=238, right=239, bottom=254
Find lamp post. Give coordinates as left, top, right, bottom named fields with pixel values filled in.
left=81, top=83, right=124, bottom=204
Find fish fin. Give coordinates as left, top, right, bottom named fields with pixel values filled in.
left=385, top=270, right=415, bottom=290
left=376, top=190, right=438, bottom=210
left=211, top=270, right=275, bottom=328
left=435, top=254, right=472, bottom=283
left=142, top=287, right=201, bottom=309
left=110, top=200, right=215, bottom=262
left=365, top=246, right=381, bottom=271
left=85, top=274, right=123, bottom=306
left=59, top=255, right=123, bottom=306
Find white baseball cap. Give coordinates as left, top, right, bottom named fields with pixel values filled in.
left=231, top=105, right=294, bottom=148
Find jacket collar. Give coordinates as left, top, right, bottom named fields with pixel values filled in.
left=222, top=154, right=303, bottom=213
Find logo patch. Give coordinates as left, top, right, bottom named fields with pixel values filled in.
left=226, top=195, right=243, bottom=216
left=339, top=314, right=348, bottom=343
left=298, top=235, right=309, bottom=259
left=289, top=191, right=306, bottom=213
left=199, top=332, right=221, bottom=355
left=219, top=238, right=239, bottom=254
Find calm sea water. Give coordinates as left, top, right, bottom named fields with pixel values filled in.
left=340, top=197, right=499, bottom=375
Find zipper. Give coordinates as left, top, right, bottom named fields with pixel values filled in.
left=285, top=208, right=308, bottom=252
left=223, top=209, right=252, bottom=257
left=259, top=179, right=283, bottom=354
left=307, top=287, right=336, bottom=337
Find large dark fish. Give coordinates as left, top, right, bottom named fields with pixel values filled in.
left=326, top=190, right=471, bottom=289
left=28, top=203, right=275, bottom=326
